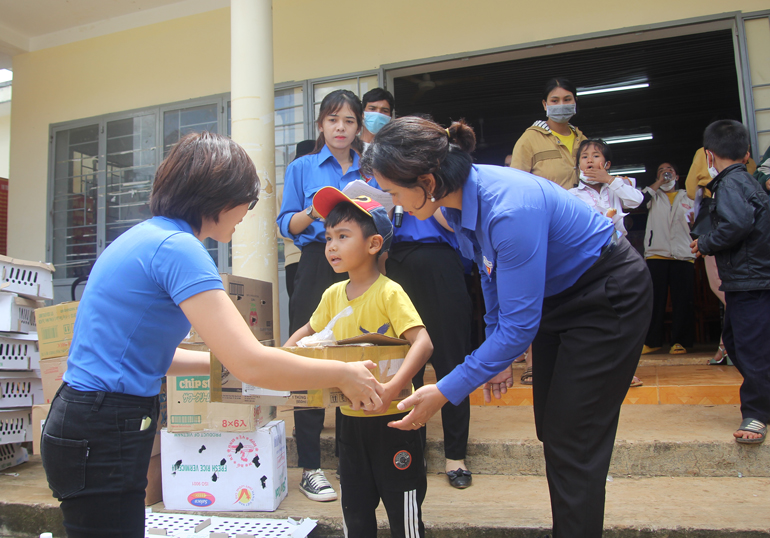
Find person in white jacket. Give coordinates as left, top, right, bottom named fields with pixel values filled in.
left=569, top=139, right=645, bottom=387
left=569, top=139, right=644, bottom=237
left=640, top=162, right=695, bottom=355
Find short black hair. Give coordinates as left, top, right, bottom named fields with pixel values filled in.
left=576, top=138, right=612, bottom=170
left=362, top=88, right=395, bottom=113
left=324, top=202, right=383, bottom=257
left=542, top=77, right=577, bottom=102
left=703, top=120, right=749, bottom=161
left=150, top=131, right=259, bottom=232
left=656, top=162, right=680, bottom=176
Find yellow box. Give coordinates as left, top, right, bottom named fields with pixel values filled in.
left=34, top=302, right=79, bottom=360
left=210, top=334, right=411, bottom=407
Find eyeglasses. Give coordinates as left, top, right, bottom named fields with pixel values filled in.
left=248, top=199, right=258, bottom=210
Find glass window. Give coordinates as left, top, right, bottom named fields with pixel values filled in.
left=51, top=124, right=99, bottom=279
left=163, top=103, right=221, bottom=265
left=105, top=114, right=157, bottom=247
left=312, top=74, right=378, bottom=121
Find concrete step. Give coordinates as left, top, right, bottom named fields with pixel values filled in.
left=2, top=460, right=768, bottom=537
left=283, top=404, right=769, bottom=478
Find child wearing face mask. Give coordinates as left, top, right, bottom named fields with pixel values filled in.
left=568, top=138, right=644, bottom=237
left=640, top=162, right=696, bottom=356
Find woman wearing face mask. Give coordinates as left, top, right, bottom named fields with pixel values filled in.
left=509, top=77, right=587, bottom=385
left=641, top=162, right=697, bottom=355
left=510, top=77, right=587, bottom=190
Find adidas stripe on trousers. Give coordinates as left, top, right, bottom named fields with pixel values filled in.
left=339, top=413, right=426, bottom=538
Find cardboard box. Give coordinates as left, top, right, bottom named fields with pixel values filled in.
left=145, top=454, right=163, bottom=506
left=0, top=371, right=43, bottom=408
left=31, top=403, right=50, bottom=455
left=184, top=274, right=273, bottom=344
left=161, top=420, right=287, bottom=512
left=39, top=355, right=67, bottom=404
left=0, top=443, right=29, bottom=471
left=0, top=255, right=55, bottom=300
left=0, top=332, right=40, bottom=371
left=0, top=293, right=38, bottom=334
left=0, top=408, right=32, bottom=444
left=210, top=334, right=411, bottom=407
left=34, top=302, right=78, bottom=360
left=166, top=375, right=275, bottom=433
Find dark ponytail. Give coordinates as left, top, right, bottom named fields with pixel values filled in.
left=360, top=117, right=475, bottom=202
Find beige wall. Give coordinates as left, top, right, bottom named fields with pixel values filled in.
left=8, top=0, right=770, bottom=261
left=0, top=111, right=9, bottom=179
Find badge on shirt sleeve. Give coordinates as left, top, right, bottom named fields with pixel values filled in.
left=483, top=256, right=494, bottom=276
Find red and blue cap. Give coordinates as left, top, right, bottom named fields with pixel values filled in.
left=312, top=186, right=394, bottom=253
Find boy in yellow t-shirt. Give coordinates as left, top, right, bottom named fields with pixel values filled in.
left=286, top=186, right=433, bottom=538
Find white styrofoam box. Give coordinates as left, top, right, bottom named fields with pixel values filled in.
left=0, top=293, right=38, bottom=334
left=143, top=512, right=316, bottom=538
left=0, top=408, right=32, bottom=444
left=161, top=420, right=288, bottom=512
left=0, top=443, right=29, bottom=471
left=0, top=255, right=55, bottom=301
left=0, top=332, right=40, bottom=371
left=0, top=371, right=44, bottom=408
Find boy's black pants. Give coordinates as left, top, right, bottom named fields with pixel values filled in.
left=723, top=289, right=770, bottom=424
left=532, top=237, right=652, bottom=538
left=338, top=412, right=426, bottom=538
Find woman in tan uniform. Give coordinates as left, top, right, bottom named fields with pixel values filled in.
left=509, top=77, right=587, bottom=385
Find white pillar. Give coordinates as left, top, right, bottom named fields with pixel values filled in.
left=230, top=0, right=280, bottom=342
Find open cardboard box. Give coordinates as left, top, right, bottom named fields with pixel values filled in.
left=210, top=334, right=411, bottom=407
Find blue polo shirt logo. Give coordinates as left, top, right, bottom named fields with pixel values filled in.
left=483, top=256, right=494, bottom=276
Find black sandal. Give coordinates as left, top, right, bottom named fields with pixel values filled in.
left=520, top=366, right=533, bottom=385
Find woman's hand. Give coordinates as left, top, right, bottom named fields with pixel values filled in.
left=482, top=364, right=514, bottom=402
left=388, top=384, right=448, bottom=430
left=582, top=167, right=613, bottom=184
left=338, top=361, right=385, bottom=412
left=365, top=380, right=401, bottom=415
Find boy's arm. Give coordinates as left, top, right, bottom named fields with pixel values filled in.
left=369, top=325, right=433, bottom=415
left=697, top=184, right=755, bottom=255
left=284, top=322, right=316, bottom=347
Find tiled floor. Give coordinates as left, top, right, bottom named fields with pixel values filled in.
left=462, top=363, right=742, bottom=407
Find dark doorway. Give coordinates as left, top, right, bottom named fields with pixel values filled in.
left=393, top=29, right=739, bottom=345
left=393, top=29, right=742, bottom=187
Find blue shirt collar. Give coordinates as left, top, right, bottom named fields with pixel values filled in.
left=459, top=165, right=479, bottom=231
left=441, top=165, right=478, bottom=245
left=317, top=144, right=360, bottom=172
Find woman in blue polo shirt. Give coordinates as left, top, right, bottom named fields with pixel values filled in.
left=276, top=89, right=365, bottom=502
left=41, top=132, right=383, bottom=538
left=361, top=117, right=652, bottom=538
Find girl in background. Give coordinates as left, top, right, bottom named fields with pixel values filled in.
left=277, top=89, right=365, bottom=503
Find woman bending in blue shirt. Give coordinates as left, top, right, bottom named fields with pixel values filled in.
left=41, top=132, right=382, bottom=538
left=362, top=117, right=652, bottom=538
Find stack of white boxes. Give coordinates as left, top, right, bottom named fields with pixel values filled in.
left=0, top=255, right=53, bottom=470
left=161, top=274, right=288, bottom=512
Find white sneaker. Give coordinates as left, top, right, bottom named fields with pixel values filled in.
left=299, top=469, right=337, bottom=502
